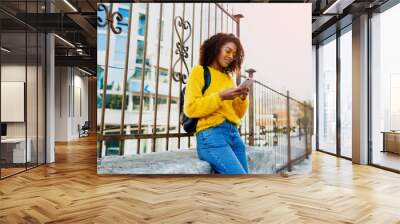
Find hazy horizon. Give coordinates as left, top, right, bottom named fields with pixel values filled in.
left=231, top=3, right=314, bottom=103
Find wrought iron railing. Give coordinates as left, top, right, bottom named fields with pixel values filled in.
left=96, top=3, right=314, bottom=172
left=239, top=70, right=314, bottom=172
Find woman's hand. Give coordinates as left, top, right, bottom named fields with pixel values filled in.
left=239, top=87, right=249, bottom=100
left=219, top=87, right=249, bottom=100
left=219, top=88, right=243, bottom=100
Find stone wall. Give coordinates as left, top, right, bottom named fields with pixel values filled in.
left=98, top=146, right=277, bottom=174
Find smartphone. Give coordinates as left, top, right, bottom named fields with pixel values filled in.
left=238, top=78, right=254, bottom=89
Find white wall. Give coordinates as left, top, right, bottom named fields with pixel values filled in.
left=1, top=63, right=46, bottom=164
left=72, top=72, right=89, bottom=138
left=55, top=66, right=68, bottom=141
left=55, top=67, right=89, bottom=141
left=1, top=65, right=41, bottom=137
left=233, top=3, right=313, bottom=103
left=1, top=65, right=26, bottom=138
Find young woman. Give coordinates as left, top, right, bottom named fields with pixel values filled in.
left=184, top=33, right=250, bottom=174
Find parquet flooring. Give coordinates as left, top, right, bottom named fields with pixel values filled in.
left=373, top=151, right=400, bottom=171
left=0, top=135, right=399, bottom=223
left=1, top=167, right=26, bottom=178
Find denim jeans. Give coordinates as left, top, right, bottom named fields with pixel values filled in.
left=196, top=120, right=249, bottom=174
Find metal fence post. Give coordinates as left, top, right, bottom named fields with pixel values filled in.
left=119, top=4, right=133, bottom=156
left=234, top=13, right=244, bottom=137
left=233, top=14, right=243, bottom=87
left=246, top=68, right=255, bottom=146
left=98, top=3, right=116, bottom=158
left=286, top=91, right=292, bottom=172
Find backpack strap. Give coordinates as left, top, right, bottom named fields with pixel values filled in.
left=201, top=65, right=211, bottom=94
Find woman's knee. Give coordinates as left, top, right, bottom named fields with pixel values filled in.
left=208, top=149, right=247, bottom=174
left=214, top=163, right=247, bottom=174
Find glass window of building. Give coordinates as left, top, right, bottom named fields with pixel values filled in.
left=138, top=13, right=146, bottom=36
left=0, top=1, right=46, bottom=179
left=159, top=68, right=168, bottom=83
left=136, top=40, right=145, bottom=64
left=115, top=36, right=127, bottom=63
left=132, top=67, right=150, bottom=80
left=118, top=8, right=129, bottom=26
left=318, top=35, right=337, bottom=155
left=371, top=3, right=400, bottom=171
left=339, top=27, right=352, bottom=158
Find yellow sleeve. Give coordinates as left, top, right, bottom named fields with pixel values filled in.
left=183, top=65, right=223, bottom=118
left=232, top=96, right=249, bottom=118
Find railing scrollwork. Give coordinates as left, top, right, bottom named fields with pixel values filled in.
left=97, top=3, right=124, bottom=35
left=172, top=16, right=192, bottom=84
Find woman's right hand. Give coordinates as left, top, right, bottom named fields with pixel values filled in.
left=219, top=88, right=243, bottom=100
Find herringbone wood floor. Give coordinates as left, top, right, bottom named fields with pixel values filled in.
left=1, top=135, right=400, bottom=224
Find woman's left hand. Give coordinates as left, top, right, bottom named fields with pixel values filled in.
left=239, top=87, right=249, bottom=100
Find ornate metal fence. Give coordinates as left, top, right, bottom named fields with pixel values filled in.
left=96, top=3, right=313, bottom=172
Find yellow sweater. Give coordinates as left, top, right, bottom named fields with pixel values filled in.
left=183, top=64, right=249, bottom=134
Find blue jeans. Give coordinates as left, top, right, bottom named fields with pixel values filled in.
left=196, top=120, right=249, bottom=174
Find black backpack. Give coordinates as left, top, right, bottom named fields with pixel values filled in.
left=179, top=66, right=211, bottom=134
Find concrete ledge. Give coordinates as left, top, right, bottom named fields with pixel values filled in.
left=97, top=146, right=276, bottom=174
left=98, top=150, right=212, bottom=174
left=247, top=146, right=276, bottom=174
